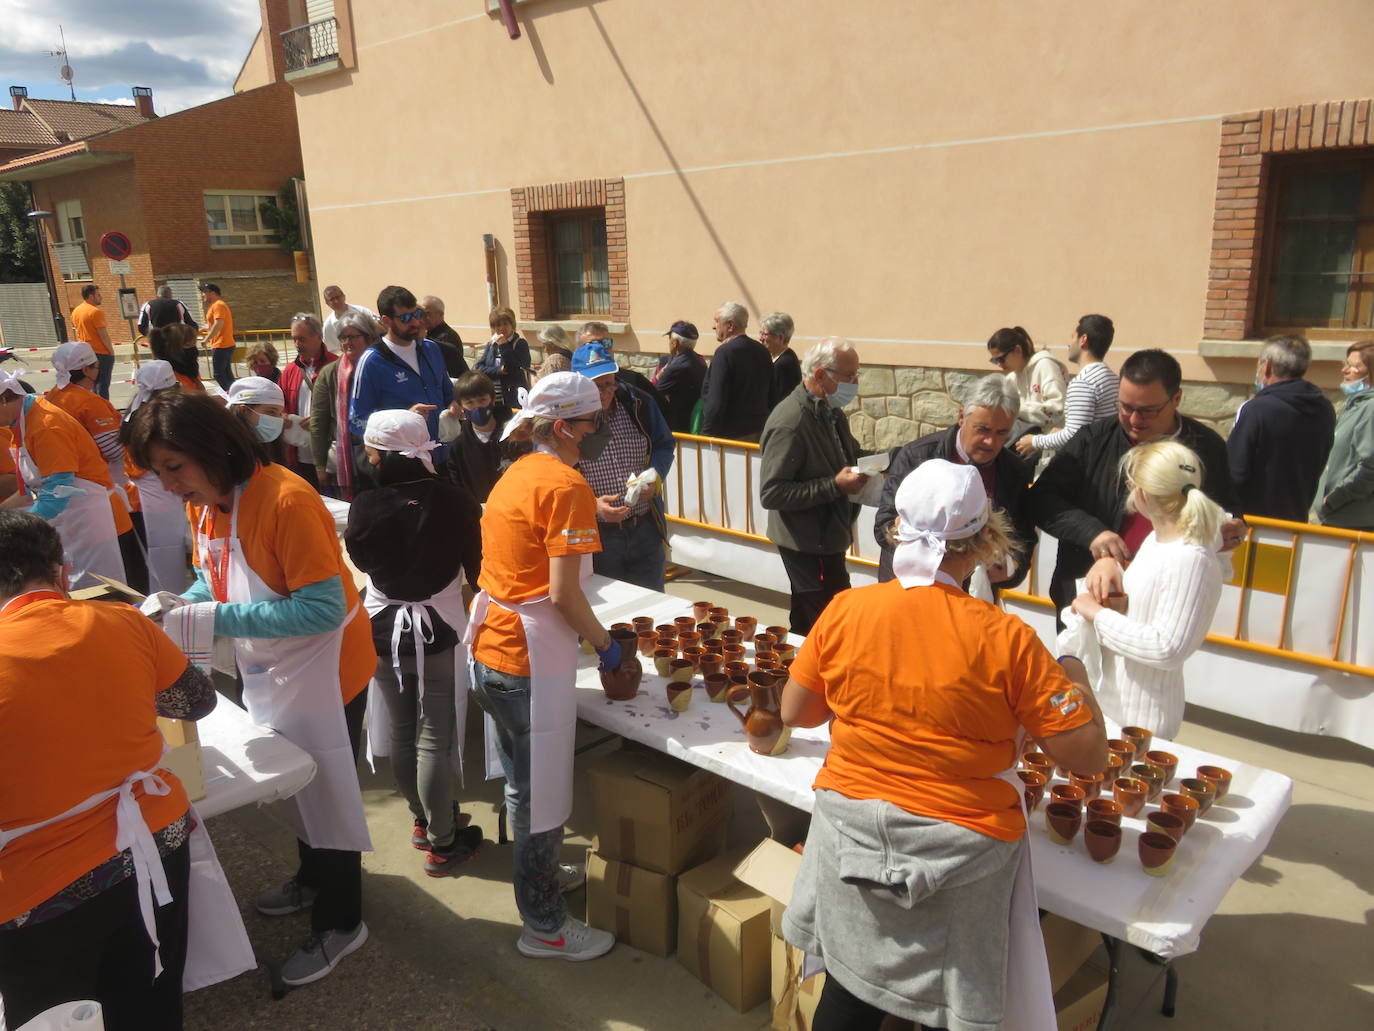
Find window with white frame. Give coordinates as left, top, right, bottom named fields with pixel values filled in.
left=53, top=199, right=91, bottom=281
left=203, top=191, right=281, bottom=248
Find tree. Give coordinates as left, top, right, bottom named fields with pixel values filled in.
left=259, top=178, right=304, bottom=253
left=0, top=182, right=43, bottom=284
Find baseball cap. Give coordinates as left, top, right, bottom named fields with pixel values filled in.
left=572, top=340, right=619, bottom=381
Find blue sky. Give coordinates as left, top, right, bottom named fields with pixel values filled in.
left=0, top=0, right=261, bottom=114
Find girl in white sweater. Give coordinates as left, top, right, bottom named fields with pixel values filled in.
left=1069, top=440, right=1228, bottom=738
left=987, top=326, right=1067, bottom=433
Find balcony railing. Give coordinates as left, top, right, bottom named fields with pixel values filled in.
left=281, top=18, right=339, bottom=74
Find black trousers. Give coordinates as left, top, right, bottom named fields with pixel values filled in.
left=0, top=839, right=191, bottom=1031
left=117, top=527, right=149, bottom=596
left=813, top=974, right=948, bottom=1031
left=776, top=546, right=850, bottom=637
left=295, top=688, right=367, bottom=933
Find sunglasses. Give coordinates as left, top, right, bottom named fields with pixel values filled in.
left=988, top=352, right=1013, bottom=367
left=391, top=309, right=426, bottom=324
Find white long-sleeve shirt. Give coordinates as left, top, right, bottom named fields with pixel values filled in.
left=1032, top=361, right=1119, bottom=452
left=1090, top=534, right=1224, bottom=738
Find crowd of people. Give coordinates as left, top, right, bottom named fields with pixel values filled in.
left=1, top=280, right=1370, bottom=1029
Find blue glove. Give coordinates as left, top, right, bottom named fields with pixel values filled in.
left=595, top=637, right=622, bottom=673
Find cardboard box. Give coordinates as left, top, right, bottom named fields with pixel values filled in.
left=157, top=717, right=206, bottom=802
left=588, top=745, right=732, bottom=875
left=1041, top=913, right=1102, bottom=995
left=1054, top=961, right=1109, bottom=1031
left=770, top=935, right=825, bottom=1031
left=585, top=848, right=676, bottom=957
left=676, top=850, right=773, bottom=1012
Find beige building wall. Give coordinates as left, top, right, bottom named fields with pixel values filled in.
left=284, top=0, right=1372, bottom=391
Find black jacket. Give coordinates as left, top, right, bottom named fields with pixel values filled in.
left=428, top=322, right=470, bottom=380
left=654, top=350, right=707, bottom=431
left=873, top=425, right=1036, bottom=588
left=701, top=334, right=772, bottom=439
left=138, top=297, right=197, bottom=335
left=1028, top=414, right=1235, bottom=612
left=769, top=348, right=802, bottom=409
left=446, top=413, right=511, bottom=504
left=759, top=385, right=861, bottom=554
left=1226, top=378, right=1335, bottom=521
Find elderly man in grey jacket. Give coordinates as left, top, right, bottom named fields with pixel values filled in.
left=759, top=337, right=868, bottom=635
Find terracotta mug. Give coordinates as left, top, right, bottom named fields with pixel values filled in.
left=666, top=681, right=693, bottom=712
left=675, top=616, right=697, bottom=633
left=692, top=601, right=712, bottom=623
left=774, top=641, right=797, bottom=662
left=720, top=629, right=743, bottom=647
left=1138, top=831, right=1178, bottom=877
left=1084, top=819, right=1122, bottom=863
left=654, top=637, right=678, bottom=656
left=682, top=645, right=705, bottom=670
left=652, top=649, right=676, bottom=677
left=1086, top=797, right=1123, bottom=827
left=667, top=658, right=695, bottom=684
left=708, top=606, right=730, bottom=623
left=1179, top=777, right=1216, bottom=815
left=1121, top=726, right=1153, bottom=761
left=724, top=660, right=750, bottom=680
left=1069, top=771, right=1105, bottom=800
left=752, top=633, right=777, bottom=653
left=722, top=644, right=746, bottom=664
left=1044, top=801, right=1082, bottom=845
left=1105, top=754, right=1125, bottom=776
left=610, top=622, right=633, bottom=635
left=655, top=624, right=678, bottom=640
left=703, top=639, right=725, bottom=655
left=636, top=630, right=658, bottom=657
left=1196, top=765, right=1233, bottom=801
left=1050, top=784, right=1086, bottom=809
left=1144, top=750, right=1179, bottom=788
left=1022, top=752, right=1054, bottom=777
left=765, top=625, right=788, bottom=641
left=1106, top=739, right=1135, bottom=764
left=1018, top=769, right=1047, bottom=811
left=703, top=672, right=731, bottom=703
left=1147, top=810, right=1186, bottom=843
left=696, top=622, right=718, bottom=641
left=1160, top=792, right=1200, bottom=832
left=677, top=630, right=701, bottom=648
left=699, top=654, right=724, bottom=677
left=1112, top=776, right=1148, bottom=818
left=733, top=617, right=757, bottom=642
left=631, top=616, right=654, bottom=633
left=1130, top=763, right=1166, bottom=801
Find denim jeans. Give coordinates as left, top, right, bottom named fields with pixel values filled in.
left=593, top=514, right=665, bottom=591
left=93, top=352, right=115, bottom=399
left=211, top=348, right=235, bottom=390
left=372, top=648, right=457, bottom=848
left=469, top=659, right=567, bottom=932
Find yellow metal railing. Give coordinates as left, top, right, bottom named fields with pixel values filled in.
left=665, top=433, right=1374, bottom=679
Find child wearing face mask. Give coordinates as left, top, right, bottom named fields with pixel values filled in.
left=226, top=377, right=290, bottom=467
left=445, top=372, right=515, bottom=503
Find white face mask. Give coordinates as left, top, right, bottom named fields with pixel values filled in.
left=826, top=379, right=859, bottom=409
left=252, top=414, right=283, bottom=442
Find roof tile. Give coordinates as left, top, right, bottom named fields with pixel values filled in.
left=22, top=99, right=152, bottom=142
left=0, top=109, right=60, bottom=149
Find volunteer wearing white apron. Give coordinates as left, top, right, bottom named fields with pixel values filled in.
left=344, top=410, right=485, bottom=876
left=778, top=461, right=1108, bottom=1031
left=125, top=391, right=377, bottom=988
left=0, top=510, right=219, bottom=1030
left=122, top=361, right=192, bottom=593
left=46, top=341, right=150, bottom=594
left=0, top=369, right=127, bottom=591
left=466, top=372, right=620, bottom=962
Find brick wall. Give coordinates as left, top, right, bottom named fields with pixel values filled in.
left=179, top=269, right=314, bottom=330
left=511, top=177, right=628, bottom=322
left=1203, top=98, right=1374, bottom=340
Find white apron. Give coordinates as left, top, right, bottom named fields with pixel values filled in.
left=0, top=767, right=253, bottom=993
left=199, top=491, right=372, bottom=853
left=362, top=574, right=470, bottom=780
left=462, top=561, right=585, bottom=836
left=13, top=403, right=124, bottom=591
left=134, top=471, right=192, bottom=593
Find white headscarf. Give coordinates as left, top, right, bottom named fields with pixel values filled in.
left=891, top=459, right=990, bottom=588
left=364, top=409, right=441, bottom=474
left=51, top=341, right=97, bottom=389
left=0, top=367, right=27, bottom=398
left=125, top=360, right=178, bottom=421
left=500, top=371, right=602, bottom=442
left=225, top=375, right=285, bottom=408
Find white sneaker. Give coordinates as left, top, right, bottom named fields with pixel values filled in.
left=556, top=862, right=586, bottom=893
left=517, top=915, right=614, bottom=961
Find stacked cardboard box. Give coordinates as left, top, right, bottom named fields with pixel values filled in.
left=584, top=745, right=733, bottom=958
left=677, top=850, right=774, bottom=1012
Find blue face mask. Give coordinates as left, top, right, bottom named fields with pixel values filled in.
left=1340, top=379, right=1369, bottom=397
left=467, top=405, right=492, bottom=425
left=827, top=380, right=859, bottom=409
left=253, top=414, right=283, bottom=442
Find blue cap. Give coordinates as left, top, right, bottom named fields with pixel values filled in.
left=572, top=340, right=619, bottom=380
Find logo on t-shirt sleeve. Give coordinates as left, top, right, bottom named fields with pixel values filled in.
left=561, top=526, right=598, bottom=546
left=1049, top=687, right=1081, bottom=717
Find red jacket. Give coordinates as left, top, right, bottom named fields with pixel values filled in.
left=279, top=347, right=337, bottom=416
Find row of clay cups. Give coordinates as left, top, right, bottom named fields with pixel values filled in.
left=666, top=667, right=781, bottom=710
left=1038, top=791, right=1198, bottom=875
left=1023, top=751, right=1232, bottom=814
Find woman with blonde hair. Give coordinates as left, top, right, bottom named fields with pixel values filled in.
left=1067, top=439, right=1228, bottom=737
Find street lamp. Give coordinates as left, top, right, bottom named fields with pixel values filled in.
left=26, top=208, right=67, bottom=343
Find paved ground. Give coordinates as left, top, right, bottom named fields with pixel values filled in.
left=185, top=570, right=1374, bottom=1030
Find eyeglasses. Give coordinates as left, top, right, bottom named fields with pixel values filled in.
left=989, top=352, right=1012, bottom=367
left=1118, top=400, right=1170, bottom=419
left=391, top=309, right=426, bottom=324
left=823, top=366, right=859, bottom=384
left=568, top=411, right=608, bottom=430
left=337, top=332, right=367, bottom=343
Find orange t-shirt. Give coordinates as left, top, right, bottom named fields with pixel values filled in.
left=190, top=462, right=374, bottom=701
left=204, top=299, right=235, bottom=350
left=70, top=301, right=110, bottom=355
left=472, top=451, right=601, bottom=675
left=175, top=372, right=205, bottom=392
left=11, top=397, right=131, bottom=535
left=790, top=579, right=1093, bottom=841
left=0, top=427, right=14, bottom=477
left=45, top=383, right=121, bottom=443
left=0, top=592, right=190, bottom=921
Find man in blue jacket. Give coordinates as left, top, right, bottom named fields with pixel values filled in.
left=572, top=340, right=675, bottom=590
left=349, top=285, right=453, bottom=466
left=1227, top=334, right=1335, bottom=522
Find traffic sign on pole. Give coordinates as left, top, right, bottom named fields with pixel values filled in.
left=99, top=231, right=132, bottom=261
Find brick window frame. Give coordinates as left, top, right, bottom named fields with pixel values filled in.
left=1204, top=99, right=1374, bottom=340
left=512, top=178, right=628, bottom=321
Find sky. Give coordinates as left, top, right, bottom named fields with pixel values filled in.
left=0, top=0, right=262, bottom=115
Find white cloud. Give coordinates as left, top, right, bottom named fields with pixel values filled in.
left=0, top=0, right=261, bottom=114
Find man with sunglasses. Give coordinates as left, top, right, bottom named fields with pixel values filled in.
left=1029, top=348, right=1241, bottom=627
left=349, top=286, right=454, bottom=471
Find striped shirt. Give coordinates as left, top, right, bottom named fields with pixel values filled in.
left=579, top=400, right=653, bottom=517
left=1032, top=361, right=1119, bottom=452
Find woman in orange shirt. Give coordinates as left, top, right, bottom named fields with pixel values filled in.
left=127, top=392, right=375, bottom=987
left=780, top=460, right=1108, bottom=1031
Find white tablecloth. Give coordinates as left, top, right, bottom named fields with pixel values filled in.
left=575, top=576, right=1293, bottom=959
left=194, top=695, right=317, bottom=820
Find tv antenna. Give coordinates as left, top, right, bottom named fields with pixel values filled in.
left=46, top=25, right=75, bottom=100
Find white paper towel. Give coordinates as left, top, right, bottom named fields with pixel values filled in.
left=7, top=999, right=105, bottom=1031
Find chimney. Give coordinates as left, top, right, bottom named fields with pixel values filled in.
left=132, top=86, right=154, bottom=118
left=9, top=86, right=27, bottom=111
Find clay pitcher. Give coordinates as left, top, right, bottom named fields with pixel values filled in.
left=600, top=628, right=643, bottom=700
left=726, top=673, right=791, bottom=756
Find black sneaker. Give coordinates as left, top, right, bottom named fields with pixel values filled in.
left=423, top=825, right=483, bottom=878
left=411, top=803, right=471, bottom=850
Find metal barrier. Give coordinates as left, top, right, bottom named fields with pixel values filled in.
left=281, top=18, right=340, bottom=74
